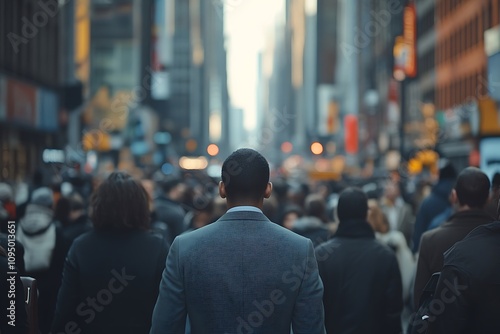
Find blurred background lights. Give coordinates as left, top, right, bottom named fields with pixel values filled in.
left=281, top=141, right=293, bottom=153
left=310, top=142, right=324, bottom=155
left=161, top=163, right=174, bottom=175
left=207, top=144, right=220, bottom=156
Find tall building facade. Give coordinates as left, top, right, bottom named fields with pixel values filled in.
left=0, top=0, right=81, bottom=180
left=435, top=0, right=500, bottom=170
left=169, top=0, right=229, bottom=158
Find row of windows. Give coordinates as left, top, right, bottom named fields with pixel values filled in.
left=0, top=0, right=60, bottom=86
left=437, top=68, right=488, bottom=109
left=436, top=1, right=499, bottom=66
left=436, top=15, right=482, bottom=65
left=437, top=0, right=469, bottom=19
left=438, top=0, right=498, bottom=27
left=436, top=0, right=500, bottom=19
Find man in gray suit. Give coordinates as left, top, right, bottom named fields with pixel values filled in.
left=150, top=148, right=325, bottom=334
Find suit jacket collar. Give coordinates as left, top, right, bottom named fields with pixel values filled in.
left=217, top=210, right=271, bottom=223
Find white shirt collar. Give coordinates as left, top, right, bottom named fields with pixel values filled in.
left=226, top=206, right=263, bottom=214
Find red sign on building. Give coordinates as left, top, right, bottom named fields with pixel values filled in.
left=344, top=114, right=359, bottom=155
left=6, top=79, right=37, bottom=127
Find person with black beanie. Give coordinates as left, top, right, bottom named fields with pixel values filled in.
left=315, top=188, right=403, bottom=334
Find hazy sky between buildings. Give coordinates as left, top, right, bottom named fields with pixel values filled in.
left=225, top=0, right=284, bottom=133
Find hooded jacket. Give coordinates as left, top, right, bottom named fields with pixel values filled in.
left=16, top=203, right=56, bottom=272
left=16, top=202, right=69, bottom=333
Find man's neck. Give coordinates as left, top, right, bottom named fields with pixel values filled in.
left=226, top=200, right=263, bottom=210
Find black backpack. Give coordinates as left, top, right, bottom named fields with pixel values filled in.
left=407, top=272, right=441, bottom=334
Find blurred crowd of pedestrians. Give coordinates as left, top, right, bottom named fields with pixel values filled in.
left=0, top=149, right=499, bottom=333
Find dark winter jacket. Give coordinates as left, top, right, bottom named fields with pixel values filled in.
left=412, top=179, right=454, bottom=252
left=315, top=219, right=403, bottom=334
left=428, top=221, right=500, bottom=333
left=292, top=216, right=330, bottom=247
left=414, top=209, right=494, bottom=307
left=153, top=195, right=186, bottom=243
left=51, top=229, right=168, bottom=334
left=61, top=214, right=93, bottom=245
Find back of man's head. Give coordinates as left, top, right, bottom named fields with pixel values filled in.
left=304, top=194, right=326, bottom=221
left=454, top=167, right=490, bottom=209
left=221, top=148, right=270, bottom=202
left=337, top=187, right=368, bottom=222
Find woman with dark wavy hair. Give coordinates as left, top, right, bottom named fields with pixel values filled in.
left=51, top=172, right=169, bottom=334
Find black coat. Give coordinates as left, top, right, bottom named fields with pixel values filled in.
left=315, top=219, right=403, bottom=334
left=153, top=195, right=186, bottom=243
left=428, top=221, right=500, bottom=333
left=412, top=179, right=455, bottom=252
left=51, top=229, right=168, bottom=334
left=414, top=209, right=495, bottom=307
left=61, top=214, right=93, bottom=245
left=27, top=225, right=68, bottom=334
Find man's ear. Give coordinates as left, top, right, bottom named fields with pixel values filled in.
left=264, top=182, right=273, bottom=199
left=450, top=189, right=458, bottom=205
left=219, top=181, right=227, bottom=199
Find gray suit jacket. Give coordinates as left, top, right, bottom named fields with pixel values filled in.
left=150, top=211, right=325, bottom=334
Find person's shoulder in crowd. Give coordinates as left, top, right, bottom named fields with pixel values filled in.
left=71, top=228, right=166, bottom=247
left=445, top=221, right=500, bottom=267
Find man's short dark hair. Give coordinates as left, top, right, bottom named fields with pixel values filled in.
left=221, top=148, right=269, bottom=201
left=454, top=167, right=490, bottom=209
left=305, top=194, right=327, bottom=222
left=91, top=172, right=150, bottom=231
left=337, top=187, right=368, bottom=222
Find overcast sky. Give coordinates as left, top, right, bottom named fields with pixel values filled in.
left=225, top=0, right=284, bottom=131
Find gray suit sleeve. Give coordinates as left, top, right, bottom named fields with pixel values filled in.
left=292, top=240, right=326, bottom=334
left=150, top=238, right=186, bottom=334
